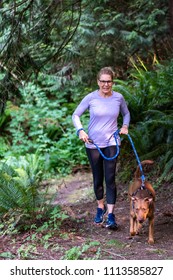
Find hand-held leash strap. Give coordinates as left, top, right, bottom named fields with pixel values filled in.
left=87, top=129, right=145, bottom=184
left=88, top=129, right=120, bottom=161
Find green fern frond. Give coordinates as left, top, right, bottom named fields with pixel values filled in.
left=0, top=155, right=44, bottom=216
left=159, top=152, right=173, bottom=182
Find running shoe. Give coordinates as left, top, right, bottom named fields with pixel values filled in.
left=105, top=213, right=118, bottom=230
left=94, top=206, right=107, bottom=224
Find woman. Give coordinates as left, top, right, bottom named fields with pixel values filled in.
left=72, top=67, right=130, bottom=229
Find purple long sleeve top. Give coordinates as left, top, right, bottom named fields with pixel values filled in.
left=72, top=90, right=130, bottom=148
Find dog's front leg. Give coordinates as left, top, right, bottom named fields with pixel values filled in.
left=148, top=217, right=154, bottom=245
left=130, top=199, right=136, bottom=236
left=130, top=214, right=136, bottom=236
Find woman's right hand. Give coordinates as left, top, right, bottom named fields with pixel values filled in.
left=78, top=130, right=90, bottom=143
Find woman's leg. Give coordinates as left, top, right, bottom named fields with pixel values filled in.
left=103, top=146, right=117, bottom=210
left=86, top=148, right=104, bottom=206
left=86, top=148, right=107, bottom=223
left=103, top=146, right=118, bottom=229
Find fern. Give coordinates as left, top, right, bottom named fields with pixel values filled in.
left=0, top=154, right=44, bottom=216
left=159, top=151, right=173, bottom=183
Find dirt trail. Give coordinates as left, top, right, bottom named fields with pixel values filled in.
left=0, top=171, right=173, bottom=260
left=53, top=171, right=173, bottom=260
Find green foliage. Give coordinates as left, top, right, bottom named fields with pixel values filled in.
left=0, top=251, right=15, bottom=259
left=0, top=203, right=69, bottom=259
left=61, top=246, right=82, bottom=260
left=0, top=0, right=170, bottom=104
left=107, top=239, right=125, bottom=248
left=115, top=59, right=173, bottom=182
left=0, top=137, right=9, bottom=154
left=1, top=78, right=89, bottom=177
left=61, top=241, right=101, bottom=260
left=0, top=153, right=44, bottom=216
left=1, top=58, right=173, bottom=184
left=17, top=244, right=38, bottom=260
left=0, top=0, right=173, bottom=192
left=35, top=206, right=69, bottom=233
left=159, top=151, right=173, bottom=183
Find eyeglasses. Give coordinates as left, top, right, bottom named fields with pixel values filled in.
left=99, top=80, right=113, bottom=84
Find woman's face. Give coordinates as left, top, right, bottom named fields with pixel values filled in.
left=97, top=74, right=113, bottom=95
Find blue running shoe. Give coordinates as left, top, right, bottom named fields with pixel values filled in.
left=106, top=213, right=118, bottom=230
left=94, top=206, right=107, bottom=224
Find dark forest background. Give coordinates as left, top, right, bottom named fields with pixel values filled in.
left=0, top=0, right=173, bottom=219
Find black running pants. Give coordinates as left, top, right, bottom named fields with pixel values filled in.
left=86, top=146, right=118, bottom=204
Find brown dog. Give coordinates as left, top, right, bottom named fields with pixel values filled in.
left=128, top=160, right=155, bottom=245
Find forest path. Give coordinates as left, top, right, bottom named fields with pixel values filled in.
left=50, top=171, right=173, bottom=260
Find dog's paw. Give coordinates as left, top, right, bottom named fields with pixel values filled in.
left=130, top=231, right=136, bottom=236
left=148, top=238, right=154, bottom=245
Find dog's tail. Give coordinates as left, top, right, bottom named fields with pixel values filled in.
left=134, top=160, right=154, bottom=179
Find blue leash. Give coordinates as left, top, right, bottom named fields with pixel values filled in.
left=89, top=129, right=145, bottom=183
left=88, top=130, right=120, bottom=161
left=126, top=133, right=145, bottom=184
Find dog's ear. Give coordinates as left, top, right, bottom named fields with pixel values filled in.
left=148, top=197, right=153, bottom=204
left=144, top=197, right=153, bottom=204
left=131, top=196, right=138, bottom=201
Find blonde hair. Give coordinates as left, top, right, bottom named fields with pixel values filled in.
left=97, top=67, right=115, bottom=80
